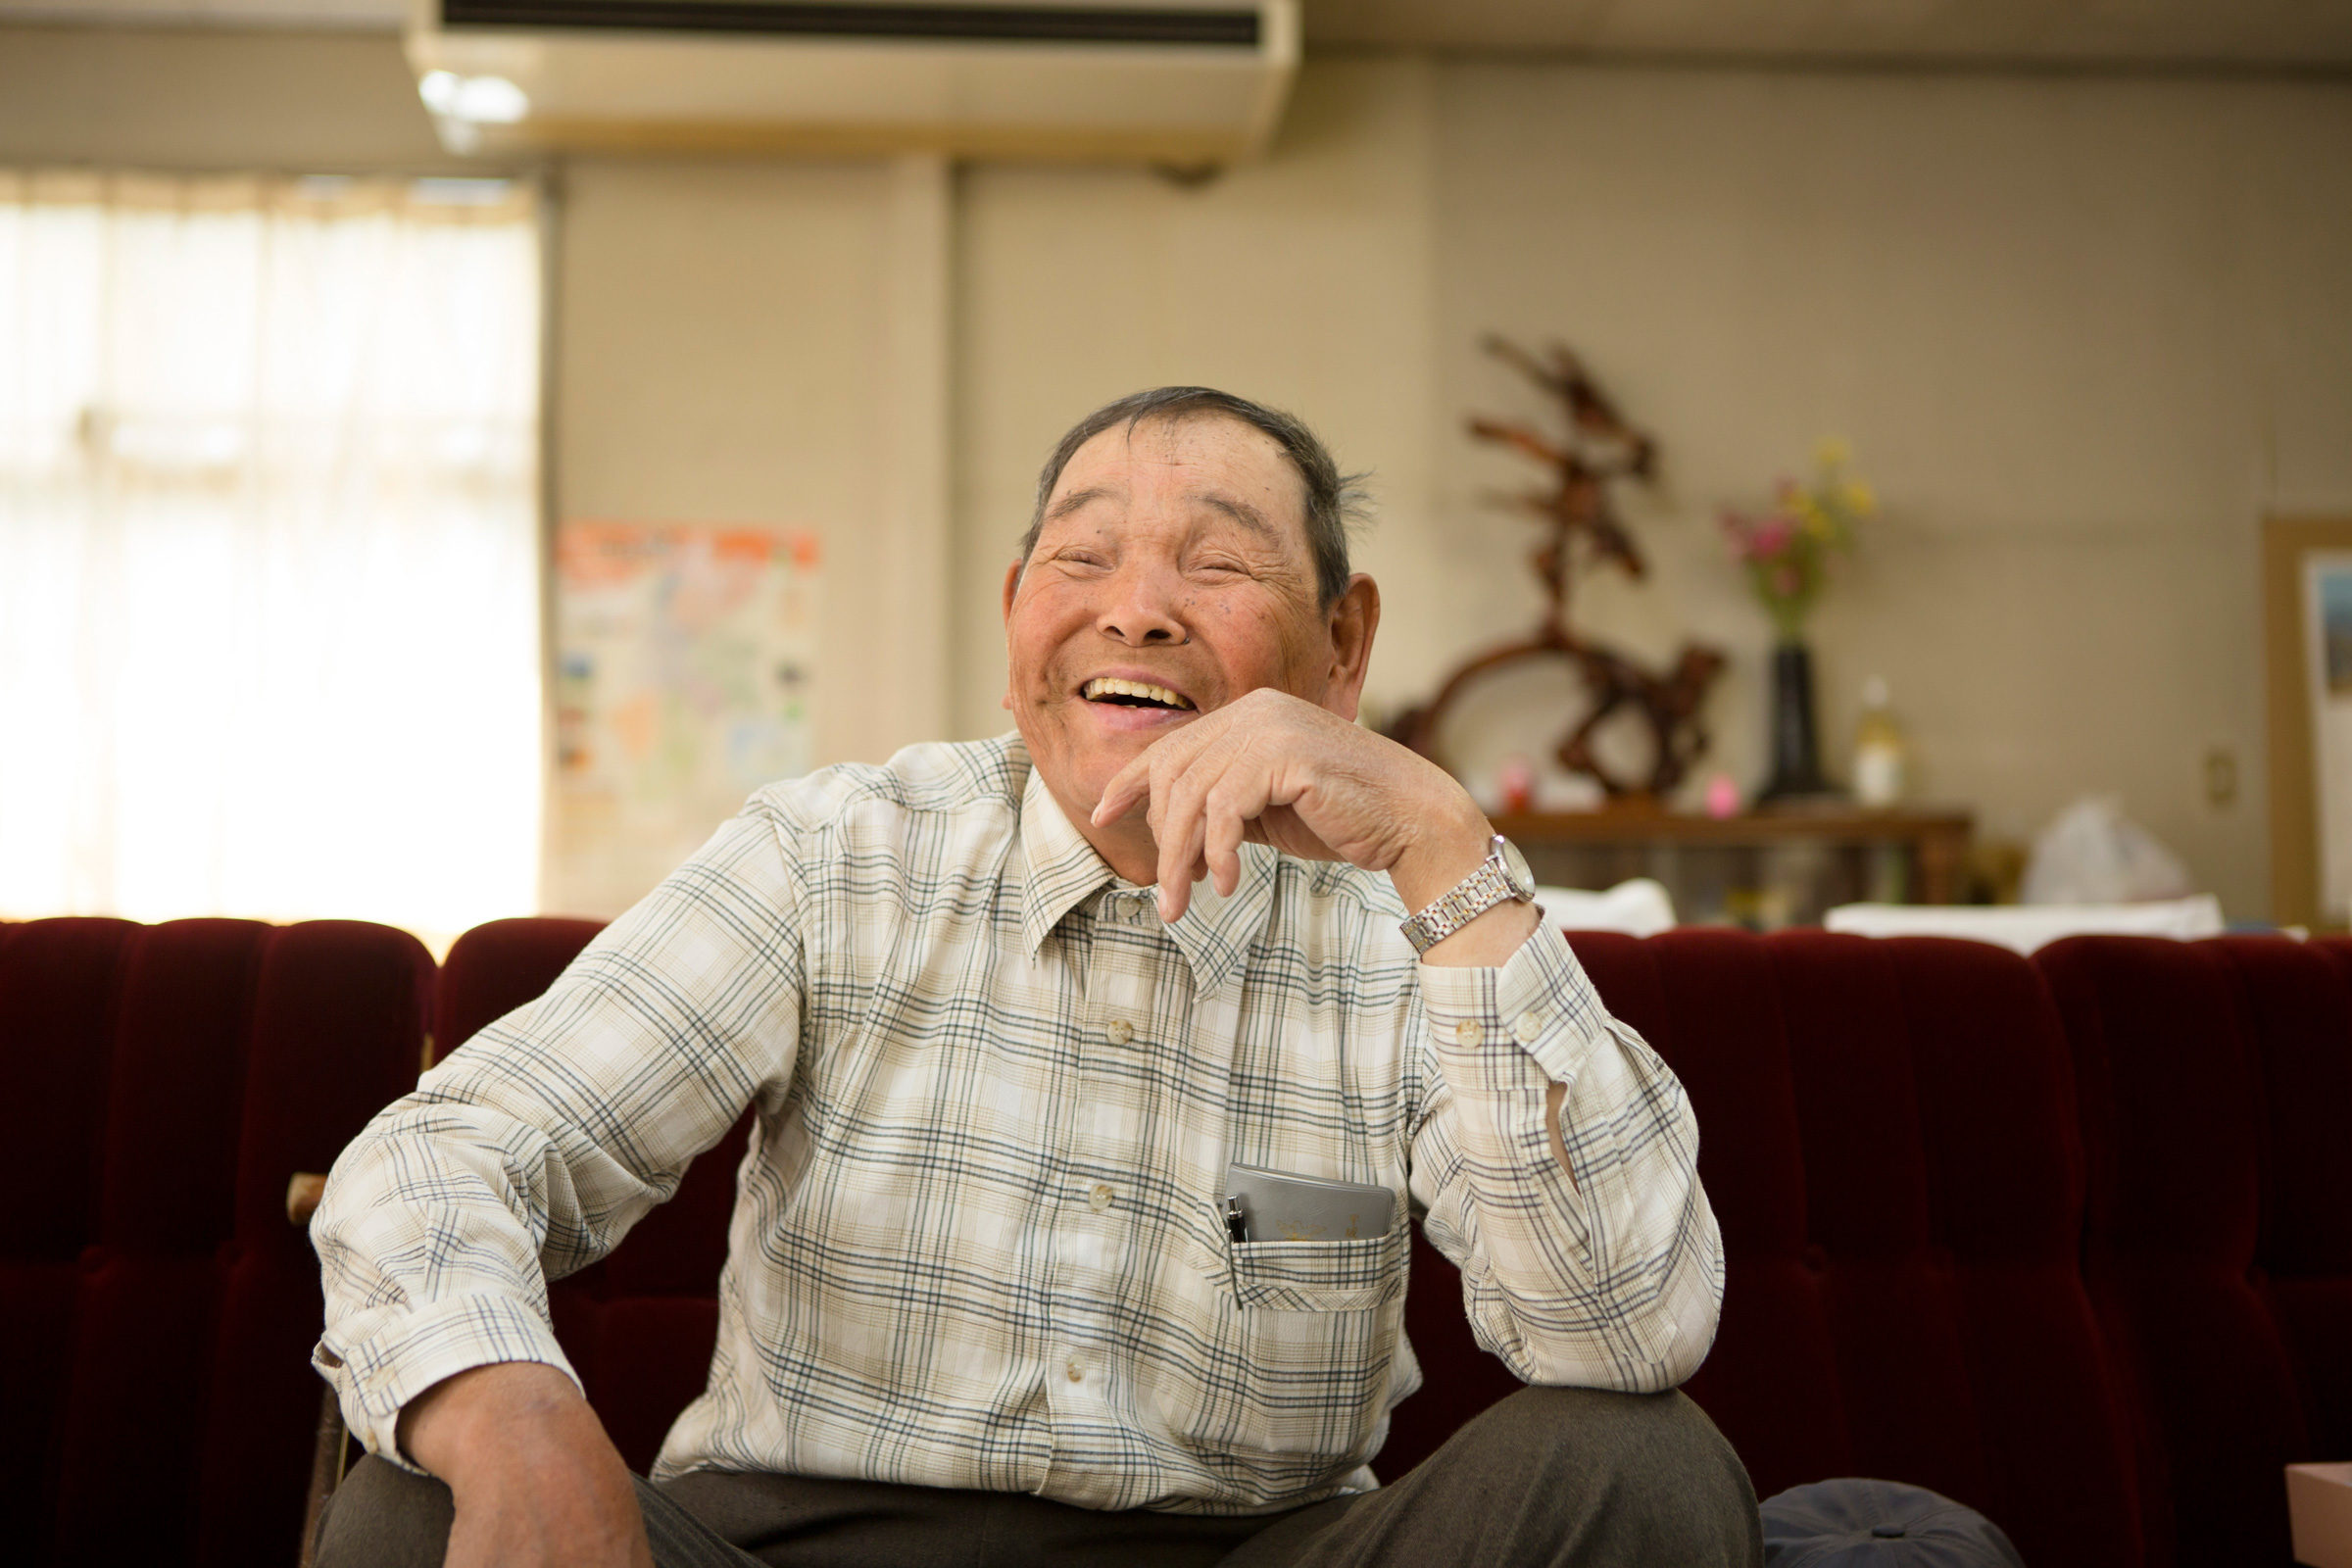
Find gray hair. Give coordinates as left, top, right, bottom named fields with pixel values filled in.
left=1019, top=387, right=1370, bottom=608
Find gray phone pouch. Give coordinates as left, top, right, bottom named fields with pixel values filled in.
left=1223, top=1162, right=1396, bottom=1244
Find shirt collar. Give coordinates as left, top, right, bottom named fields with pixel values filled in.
left=1014, top=758, right=1281, bottom=996
left=1018, top=763, right=1117, bottom=956
left=1162, top=838, right=1281, bottom=998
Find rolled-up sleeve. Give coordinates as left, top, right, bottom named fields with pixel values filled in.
left=309, top=806, right=808, bottom=1467
left=1407, top=924, right=1722, bottom=1392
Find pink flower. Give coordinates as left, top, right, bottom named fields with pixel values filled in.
left=1749, top=515, right=1795, bottom=559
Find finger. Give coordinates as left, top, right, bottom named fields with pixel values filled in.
left=1093, top=709, right=1226, bottom=828
left=1183, top=738, right=1280, bottom=909
left=1093, top=751, right=1153, bottom=827
left=1153, top=736, right=1249, bottom=922
left=1205, top=801, right=1248, bottom=898
left=1097, top=734, right=1186, bottom=830
left=1203, top=763, right=1275, bottom=897
left=1155, top=774, right=1214, bottom=922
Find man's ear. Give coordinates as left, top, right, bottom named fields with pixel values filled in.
left=1321, top=573, right=1381, bottom=722
left=1000, top=559, right=1025, bottom=711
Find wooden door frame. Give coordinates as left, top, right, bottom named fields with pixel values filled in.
left=2264, top=514, right=2352, bottom=929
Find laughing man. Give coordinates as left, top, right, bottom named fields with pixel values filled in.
left=310, top=387, right=1759, bottom=1568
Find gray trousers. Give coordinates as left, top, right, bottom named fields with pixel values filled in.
left=315, top=1386, right=1762, bottom=1568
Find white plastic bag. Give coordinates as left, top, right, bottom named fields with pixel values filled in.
left=1825, top=896, right=2224, bottom=954
left=1532, top=878, right=1678, bottom=936
left=2020, top=797, right=2195, bottom=906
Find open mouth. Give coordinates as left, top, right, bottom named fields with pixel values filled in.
left=1081, top=676, right=1196, bottom=711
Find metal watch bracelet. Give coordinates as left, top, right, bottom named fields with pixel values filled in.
left=1397, top=834, right=1535, bottom=956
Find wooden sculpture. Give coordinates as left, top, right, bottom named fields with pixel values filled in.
left=1386, top=338, right=1726, bottom=803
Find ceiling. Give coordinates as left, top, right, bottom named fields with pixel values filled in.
left=6, top=0, right=2352, bottom=69
left=1309, top=0, right=2352, bottom=67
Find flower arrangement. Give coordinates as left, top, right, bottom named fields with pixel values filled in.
left=1721, top=440, right=1876, bottom=641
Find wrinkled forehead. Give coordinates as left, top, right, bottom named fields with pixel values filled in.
left=1043, top=412, right=1309, bottom=547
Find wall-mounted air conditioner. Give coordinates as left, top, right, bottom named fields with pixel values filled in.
left=404, top=0, right=1298, bottom=164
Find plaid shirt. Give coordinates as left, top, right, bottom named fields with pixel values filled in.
left=313, top=735, right=1721, bottom=1514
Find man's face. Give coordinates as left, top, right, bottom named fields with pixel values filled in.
left=1003, top=414, right=1357, bottom=822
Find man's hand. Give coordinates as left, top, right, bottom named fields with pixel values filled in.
left=1091, top=689, right=1535, bottom=961
left=398, top=1361, right=655, bottom=1568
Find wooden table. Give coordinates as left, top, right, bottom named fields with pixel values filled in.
left=1491, top=805, right=1975, bottom=930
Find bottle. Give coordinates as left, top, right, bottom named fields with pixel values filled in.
left=1853, top=676, right=1909, bottom=808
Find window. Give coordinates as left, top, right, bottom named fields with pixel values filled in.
left=0, top=171, right=543, bottom=951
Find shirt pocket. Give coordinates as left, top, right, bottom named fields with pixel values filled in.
left=1179, top=1217, right=1412, bottom=1464
left=1226, top=1228, right=1407, bottom=1313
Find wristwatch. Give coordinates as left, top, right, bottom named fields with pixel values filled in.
left=1398, top=834, right=1538, bottom=955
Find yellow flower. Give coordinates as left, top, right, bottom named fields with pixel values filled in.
left=1813, top=436, right=1852, bottom=470
left=1840, top=479, right=1876, bottom=515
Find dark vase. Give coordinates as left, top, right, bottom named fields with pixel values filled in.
left=1757, top=640, right=1834, bottom=803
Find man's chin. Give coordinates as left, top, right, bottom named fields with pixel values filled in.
left=1074, top=722, right=1182, bottom=783
left=1018, top=702, right=1203, bottom=804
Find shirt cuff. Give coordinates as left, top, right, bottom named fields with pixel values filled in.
left=1417, top=921, right=1609, bottom=1088
left=315, top=1292, right=582, bottom=1474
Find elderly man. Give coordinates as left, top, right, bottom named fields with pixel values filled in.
left=311, top=388, right=1757, bottom=1568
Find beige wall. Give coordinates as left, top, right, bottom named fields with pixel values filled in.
left=953, top=59, right=2352, bottom=919
left=1423, top=64, right=2352, bottom=921
left=8, top=28, right=2347, bottom=917
left=952, top=59, right=1439, bottom=743
left=1448, top=65, right=2352, bottom=922
left=554, top=157, right=896, bottom=768
left=546, top=157, right=896, bottom=910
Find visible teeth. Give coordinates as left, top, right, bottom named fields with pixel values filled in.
left=1082, top=677, right=1195, bottom=710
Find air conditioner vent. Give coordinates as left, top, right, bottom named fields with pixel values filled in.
left=440, top=0, right=1261, bottom=47
left=408, top=0, right=1296, bottom=161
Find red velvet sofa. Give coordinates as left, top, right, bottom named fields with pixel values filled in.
left=427, top=923, right=2352, bottom=1568
left=5, top=916, right=2345, bottom=1566
left=0, top=917, right=432, bottom=1568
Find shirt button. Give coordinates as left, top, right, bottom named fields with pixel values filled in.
left=1089, top=1182, right=1115, bottom=1211
left=1513, top=1012, right=1543, bottom=1044
left=1105, top=1019, right=1134, bottom=1046
left=1065, top=1359, right=1084, bottom=1383
left=1452, top=1018, right=1484, bottom=1047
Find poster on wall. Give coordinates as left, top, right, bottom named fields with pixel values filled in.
left=553, top=520, right=820, bottom=917
left=2309, top=553, right=2352, bottom=925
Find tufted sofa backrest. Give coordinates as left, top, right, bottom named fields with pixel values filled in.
left=2284, top=936, right=2352, bottom=1457
left=418, top=918, right=2352, bottom=1568
left=2039, top=933, right=2352, bottom=1568
left=0, top=916, right=430, bottom=1568
left=21, top=909, right=2337, bottom=1568
left=1565, top=928, right=2146, bottom=1567
left=433, top=918, right=2155, bottom=1566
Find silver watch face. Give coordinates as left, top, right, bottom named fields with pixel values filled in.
left=1494, top=836, right=1537, bottom=900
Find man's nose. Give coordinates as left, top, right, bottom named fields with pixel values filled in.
left=1097, top=564, right=1187, bottom=646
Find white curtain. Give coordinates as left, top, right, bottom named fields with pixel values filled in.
left=0, top=171, right=543, bottom=951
